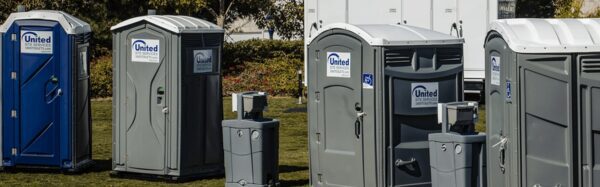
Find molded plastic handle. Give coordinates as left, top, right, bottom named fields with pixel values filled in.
left=47, top=88, right=62, bottom=103
left=355, top=120, right=361, bottom=139
left=395, top=158, right=416, bottom=167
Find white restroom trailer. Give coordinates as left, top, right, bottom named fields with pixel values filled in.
left=304, top=0, right=516, bottom=96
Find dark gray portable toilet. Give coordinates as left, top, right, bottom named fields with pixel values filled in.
left=110, top=13, right=225, bottom=180
left=307, top=23, right=464, bottom=186
left=485, top=19, right=600, bottom=187
left=0, top=10, right=92, bottom=171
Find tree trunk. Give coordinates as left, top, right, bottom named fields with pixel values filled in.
left=217, top=15, right=225, bottom=27
left=218, top=0, right=226, bottom=27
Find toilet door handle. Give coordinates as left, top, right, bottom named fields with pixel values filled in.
left=395, top=158, right=416, bottom=167
left=47, top=88, right=62, bottom=103
left=354, top=119, right=361, bottom=139
left=355, top=111, right=365, bottom=138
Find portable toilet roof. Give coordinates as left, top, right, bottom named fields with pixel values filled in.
left=307, top=23, right=464, bottom=46
left=111, top=15, right=224, bottom=33
left=488, top=18, right=600, bottom=53
left=0, top=10, right=91, bottom=34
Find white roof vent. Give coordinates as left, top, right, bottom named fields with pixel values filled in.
left=489, top=18, right=600, bottom=53
left=0, top=10, right=91, bottom=34
left=111, top=15, right=224, bottom=34
left=308, top=23, right=464, bottom=46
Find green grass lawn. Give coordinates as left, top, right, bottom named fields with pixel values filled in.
left=0, top=97, right=309, bottom=186
left=0, top=97, right=486, bottom=186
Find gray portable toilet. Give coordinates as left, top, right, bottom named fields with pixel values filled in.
left=110, top=13, right=225, bottom=180
left=307, top=23, right=464, bottom=186
left=485, top=19, right=600, bottom=187
left=0, top=9, right=92, bottom=171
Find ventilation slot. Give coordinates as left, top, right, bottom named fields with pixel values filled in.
left=203, top=34, right=222, bottom=46
left=582, top=59, right=600, bottom=73
left=75, top=32, right=92, bottom=43
left=436, top=48, right=462, bottom=65
left=385, top=49, right=413, bottom=67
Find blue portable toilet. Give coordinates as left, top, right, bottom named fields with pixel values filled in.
left=0, top=10, right=92, bottom=171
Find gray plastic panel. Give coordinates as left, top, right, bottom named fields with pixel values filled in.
left=484, top=34, right=514, bottom=187
left=73, top=38, right=92, bottom=164
left=124, top=25, right=168, bottom=173
left=578, top=54, right=600, bottom=187
left=179, top=33, right=224, bottom=173
left=385, top=45, right=463, bottom=186
left=314, top=33, right=365, bottom=187
left=429, top=133, right=486, bottom=187
left=518, top=54, right=572, bottom=187
left=223, top=119, right=279, bottom=186
left=392, top=75, right=461, bottom=115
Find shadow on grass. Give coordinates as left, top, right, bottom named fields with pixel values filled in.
left=280, top=179, right=309, bottom=186
left=279, top=165, right=308, bottom=173
left=283, top=107, right=306, bottom=113
left=88, top=158, right=112, bottom=173
left=1, top=159, right=108, bottom=175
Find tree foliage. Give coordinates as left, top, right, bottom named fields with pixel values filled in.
left=0, top=0, right=286, bottom=56
left=148, top=0, right=272, bottom=29
left=516, top=0, right=600, bottom=18
left=254, top=0, right=304, bottom=40
left=516, top=0, right=555, bottom=18
left=0, top=0, right=151, bottom=57
left=553, top=0, right=600, bottom=18
left=148, top=0, right=207, bottom=16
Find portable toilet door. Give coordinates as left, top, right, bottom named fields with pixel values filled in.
left=0, top=10, right=92, bottom=170
left=485, top=19, right=600, bottom=187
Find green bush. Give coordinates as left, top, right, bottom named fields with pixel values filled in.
left=90, top=56, right=113, bottom=98
left=223, top=57, right=303, bottom=96
left=223, top=39, right=303, bottom=75
left=87, top=39, right=304, bottom=98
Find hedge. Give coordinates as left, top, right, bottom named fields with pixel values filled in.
left=223, top=57, right=303, bottom=96
left=89, top=39, right=304, bottom=98
left=223, top=39, right=303, bottom=75
left=90, top=56, right=113, bottom=98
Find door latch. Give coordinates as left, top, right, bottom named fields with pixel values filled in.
left=11, top=34, right=16, bottom=41
left=162, top=107, right=169, bottom=114
left=10, top=110, right=16, bottom=118
left=10, top=72, right=16, bottom=80
left=50, top=75, right=59, bottom=83
left=317, top=173, right=323, bottom=183
left=11, top=148, right=16, bottom=156
left=315, top=132, right=321, bottom=143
